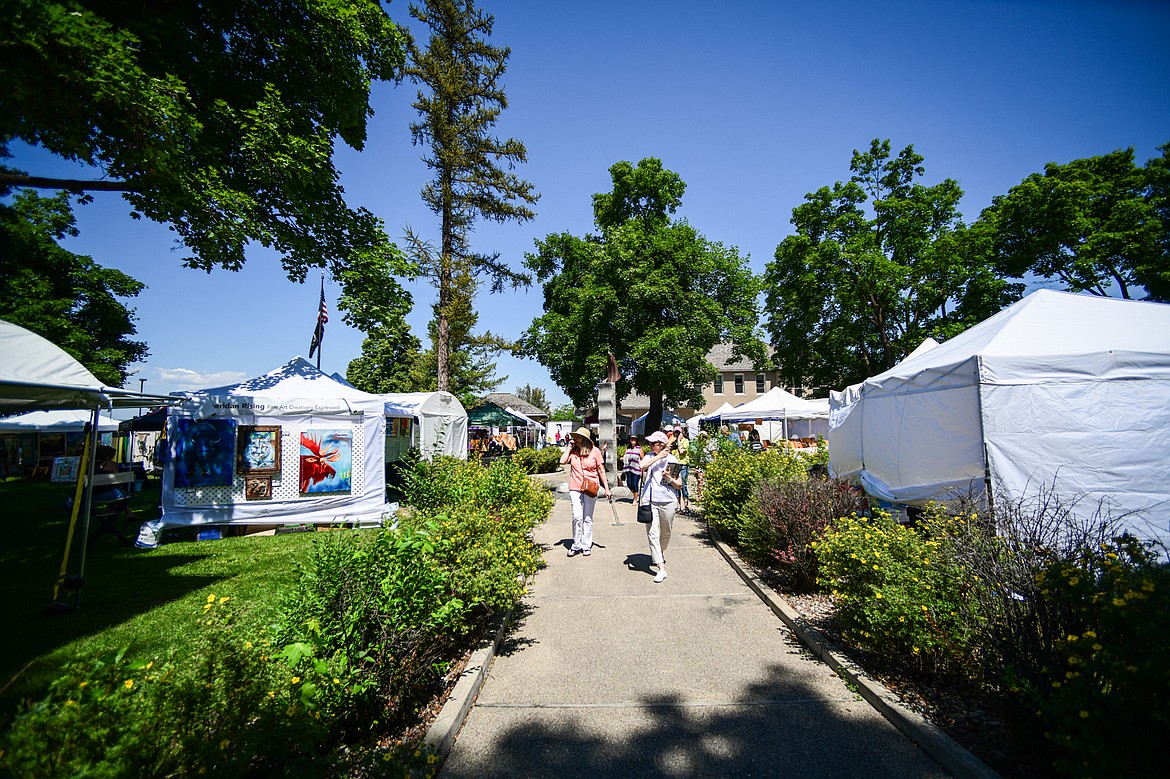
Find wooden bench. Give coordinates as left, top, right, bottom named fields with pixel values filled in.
left=86, top=471, right=136, bottom=548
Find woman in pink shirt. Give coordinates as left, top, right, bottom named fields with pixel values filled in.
left=560, top=426, right=610, bottom=556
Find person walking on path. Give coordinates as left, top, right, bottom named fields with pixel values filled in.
left=560, top=426, right=610, bottom=557
left=640, top=430, right=682, bottom=582
left=620, top=435, right=643, bottom=497
left=674, top=426, right=691, bottom=514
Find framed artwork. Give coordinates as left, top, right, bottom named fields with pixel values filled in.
left=398, top=418, right=412, bottom=438
left=299, top=429, right=352, bottom=495
left=244, top=475, right=273, bottom=501
left=237, top=425, right=281, bottom=476
left=172, top=418, right=236, bottom=488
left=50, top=456, right=81, bottom=483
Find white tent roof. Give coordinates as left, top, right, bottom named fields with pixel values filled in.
left=720, top=387, right=830, bottom=422
left=830, top=290, right=1170, bottom=545
left=0, top=319, right=172, bottom=412
left=505, top=406, right=541, bottom=427
left=380, top=391, right=468, bottom=459
left=187, top=356, right=384, bottom=408
left=0, top=409, right=119, bottom=433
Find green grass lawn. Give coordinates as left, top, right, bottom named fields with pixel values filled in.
left=0, top=477, right=317, bottom=711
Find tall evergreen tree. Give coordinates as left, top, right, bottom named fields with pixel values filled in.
left=404, top=0, right=538, bottom=392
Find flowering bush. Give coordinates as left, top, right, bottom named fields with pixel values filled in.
left=511, top=445, right=564, bottom=474
left=1015, top=535, right=1170, bottom=778
left=703, top=442, right=806, bottom=543
left=815, top=511, right=980, bottom=677
left=746, top=475, right=868, bottom=590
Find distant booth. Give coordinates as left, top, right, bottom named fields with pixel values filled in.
left=381, top=391, right=469, bottom=464
left=716, top=387, right=831, bottom=445
left=117, top=406, right=167, bottom=472
left=467, top=402, right=538, bottom=456
left=137, top=358, right=390, bottom=547
left=0, top=409, right=118, bottom=476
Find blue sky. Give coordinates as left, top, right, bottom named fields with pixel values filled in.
left=8, top=0, right=1170, bottom=408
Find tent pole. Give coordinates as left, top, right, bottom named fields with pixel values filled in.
left=51, top=410, right=98, bottom=607
left=75, top=406, right=102, bottom=606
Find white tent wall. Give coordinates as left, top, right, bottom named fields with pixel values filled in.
left=381, top=392, right=468, bottom=460
left=829, top=291, right=1170, bottom=547
left=148, top=358, right=390, bottom=538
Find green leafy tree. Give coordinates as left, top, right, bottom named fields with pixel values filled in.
left=404, top=0, right=538, bottom=392
left=514, top=384, right=549, bottom=413
left=978, top=143, right=1170, bottom=302
left=523, top=158, right=766, bottom=430
left=764, top=139, right=1022, bottom=390
left=549, top=404, right=577, bottom=422
left=0, top=190, right=146, bottom=385
left=345, top=321, right=422, bottom=394
left=0, top=0, right=408, bottom=283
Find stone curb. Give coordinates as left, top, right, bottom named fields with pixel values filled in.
left=422, top=605, right=514, bottom=760
left=707, top=523, right=1002, bottom=779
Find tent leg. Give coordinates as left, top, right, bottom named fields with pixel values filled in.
left=50, top=413, right=98, bottom=610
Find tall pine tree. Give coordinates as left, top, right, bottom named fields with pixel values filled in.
left=405, top=0, right=538, bottom=392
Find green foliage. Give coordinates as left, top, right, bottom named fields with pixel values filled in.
left=345, top=320, right=423, bottom=394
left=702, top=443, right=806, bottom=543
left=523, top=157, right=768, bottom=428
left=0, top=597, right=359, bottom=777
left=404, top=0, right=537, bottom=393
left=764, top=138, right=1024, bottom=390
left=746, top=475, right=868, bottom=590
left=0, top=0, right=406, bottom=279
left=979, top=142, right=1170, bottom=302
left=815, top=512, right=979, bottom=677
left=549, top=404, right=578, bottom=421
left=512, top=446, right=563, bottom=474
left=1016, top=536, right=1170, bottom=778
left=514, top=384, right=550, bottom=414
left=0, top=190, right=147, bottom=385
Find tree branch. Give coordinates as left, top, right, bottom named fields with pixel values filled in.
left=0, top=172, right=139, bottom=193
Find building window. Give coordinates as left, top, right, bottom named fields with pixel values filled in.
left=714, top=375, right=724, bottom=394
left=734, top=374, right=744, bottom=394
left=756, top=373, right=766, bottom=393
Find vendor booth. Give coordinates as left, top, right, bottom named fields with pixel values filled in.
left=139, top=358, right=389, bottom=546
left=717, top=387, right=831, bottom=442
left=0, top=409, right=119, bottom=473
left=827, top=290, right=1170, bottom=546
left=382, top=391, right=468, bottom=462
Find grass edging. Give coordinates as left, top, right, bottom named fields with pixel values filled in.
left=422, top=604, right=515, bottom=761
left=707, top=522, right=1002, bottom=779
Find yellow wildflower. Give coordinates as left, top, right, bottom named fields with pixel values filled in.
left=124, top=679, right=134, bottom=690
left=207, top=594, right=216, bottom=603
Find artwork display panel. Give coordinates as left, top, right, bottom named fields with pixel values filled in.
left=51, top=456, right=80, bottom=483
left=299, top=429, right=352, bottom=495
left=172, top=418, right=236, bottom=488
left=236, top=425, right=281, bottom=476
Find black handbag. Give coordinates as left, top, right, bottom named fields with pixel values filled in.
left=636, top=478, right=653, bottom=524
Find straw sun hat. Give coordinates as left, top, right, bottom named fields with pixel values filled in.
left=571, top=426, right=594, bottom=444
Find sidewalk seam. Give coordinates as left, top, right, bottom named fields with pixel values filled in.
left=707, top=522, right=1001, bottom=779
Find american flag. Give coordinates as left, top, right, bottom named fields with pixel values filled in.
left=308, top=280, right=328, bottom=359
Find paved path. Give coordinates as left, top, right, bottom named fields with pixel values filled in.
left=439, top=494, right=951, bottom=778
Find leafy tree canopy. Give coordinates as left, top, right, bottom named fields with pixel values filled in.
left=514, top=384, right=549, bottom=414
left=977, top=143, right=1170, bottom=302
left=523, top=158, right=767, bottom=430
left=0, top=0, right=408, bottom=282
left=764, top=139, right=1022, bottom=390
left=549, top=404, right=577, bottom=422
left=0, top=190, right=147, bottom=385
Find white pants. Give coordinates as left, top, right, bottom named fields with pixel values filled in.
left=646, top=499, right=676, bottom=566
left=568, top=490, right=597, bottom=552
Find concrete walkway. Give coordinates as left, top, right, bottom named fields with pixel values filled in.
left=439, top=494, right=951, bottom=778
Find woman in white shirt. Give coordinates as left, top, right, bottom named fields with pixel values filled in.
left=639, top=431, right=682, bottom=583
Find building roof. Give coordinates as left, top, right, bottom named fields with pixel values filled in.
left=707, top=343, right=773, bottom=372
left=480, top=392, right=548, bottom=419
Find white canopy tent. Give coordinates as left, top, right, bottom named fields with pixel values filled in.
left=689, top=402, right=738, bottom=437
left=829, top=337, right=941, bottom=484
left=630, top=409, right=687, bottom=436
left=0, top=409, right=119, bottom=433
left=828, top=290, right=1170, bottom=546
left=381, top=392, right=468, bottom=460
left=718, top=387, right=831, bottom=440
left=140, top=358, right=389, bottom=545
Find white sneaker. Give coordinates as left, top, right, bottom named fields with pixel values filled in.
left=653, top=568, right=668, bottom=583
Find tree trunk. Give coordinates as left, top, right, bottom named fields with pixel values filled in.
left=646, top=390, right=664, bottom=438
left=437, top=185, right=453, bottom=393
